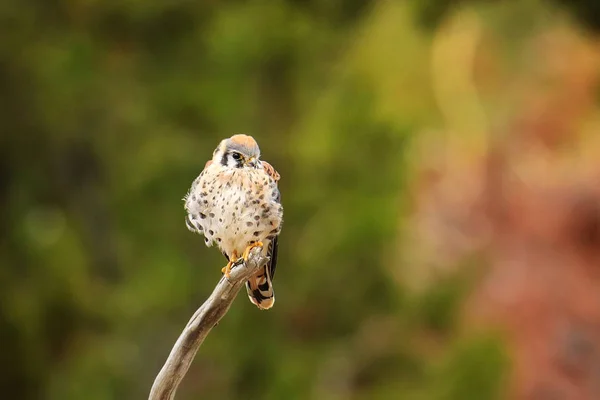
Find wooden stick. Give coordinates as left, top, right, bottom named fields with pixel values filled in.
left=149, top=248, right=268, bottom=400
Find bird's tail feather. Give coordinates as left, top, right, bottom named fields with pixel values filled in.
left=245, top=264, right=275, bottom=310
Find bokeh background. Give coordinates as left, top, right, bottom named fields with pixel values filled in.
left=1, top=0, right=600, bottom=399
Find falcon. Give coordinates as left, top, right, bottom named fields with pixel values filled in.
left=183, top=134, right=283, bottom=310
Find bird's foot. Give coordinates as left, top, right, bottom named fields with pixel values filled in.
left=221, top=251, right=238, bottom=278
left=242, top=241, right=264, bottom=262
left=221, top=261, right=233, bottom=279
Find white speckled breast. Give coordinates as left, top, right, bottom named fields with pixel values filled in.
left=184, top=163, right=283, bottom=258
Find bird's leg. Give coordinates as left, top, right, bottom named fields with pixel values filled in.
left=241, top=241, right=264, bottom=262
left=221, top=250, right=238, bottom=278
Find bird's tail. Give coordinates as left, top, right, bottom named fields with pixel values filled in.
left=245, top=264, right=275, bottom=310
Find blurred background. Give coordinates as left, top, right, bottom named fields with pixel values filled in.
left=1, top=0, right=599, bottom=399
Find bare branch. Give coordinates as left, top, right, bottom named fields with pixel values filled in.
left=149, top=247, right=268, bottom=400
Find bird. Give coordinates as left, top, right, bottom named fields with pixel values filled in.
left=183, top=134, right=283, bottom=310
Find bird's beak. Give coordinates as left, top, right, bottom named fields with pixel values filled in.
left=247, top=157, right=258, bottom=168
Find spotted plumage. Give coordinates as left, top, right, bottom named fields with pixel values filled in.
left=184, top=134, right=283, bottom=310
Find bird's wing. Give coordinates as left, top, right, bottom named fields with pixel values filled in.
left=184, top=159, right=214, bottom=234
left=266, top=174, right=281, bottom=279
left=261, top=161, right=280, bottom=182
left=266, top=234, right=279, bottom=280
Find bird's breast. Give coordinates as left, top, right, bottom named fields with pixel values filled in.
left=188, top=167, right=283, bottom=257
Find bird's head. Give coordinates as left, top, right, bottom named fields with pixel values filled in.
left=213, top=134, right=261, bottom=169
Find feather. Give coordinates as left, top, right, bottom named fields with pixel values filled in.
left=261, top=161, right=280, bottom=182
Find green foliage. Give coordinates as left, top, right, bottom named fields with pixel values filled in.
left=413, top=0, right=600, bottom=33
left=434, top=336, right=509, bottom=400
left=1, top=0, right=564, bottom=399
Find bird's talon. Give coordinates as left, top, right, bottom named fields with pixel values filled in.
left=221, top=261, right=233, bottom=278
left=221, top=250, right=238, bottom=278
left=242, top=241, right=264, bottom=261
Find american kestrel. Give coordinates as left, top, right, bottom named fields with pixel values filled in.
left=183, top=134, right=283, bottom=310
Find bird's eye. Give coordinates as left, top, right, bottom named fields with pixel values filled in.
left=232, top=152, right=242, bottom=161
